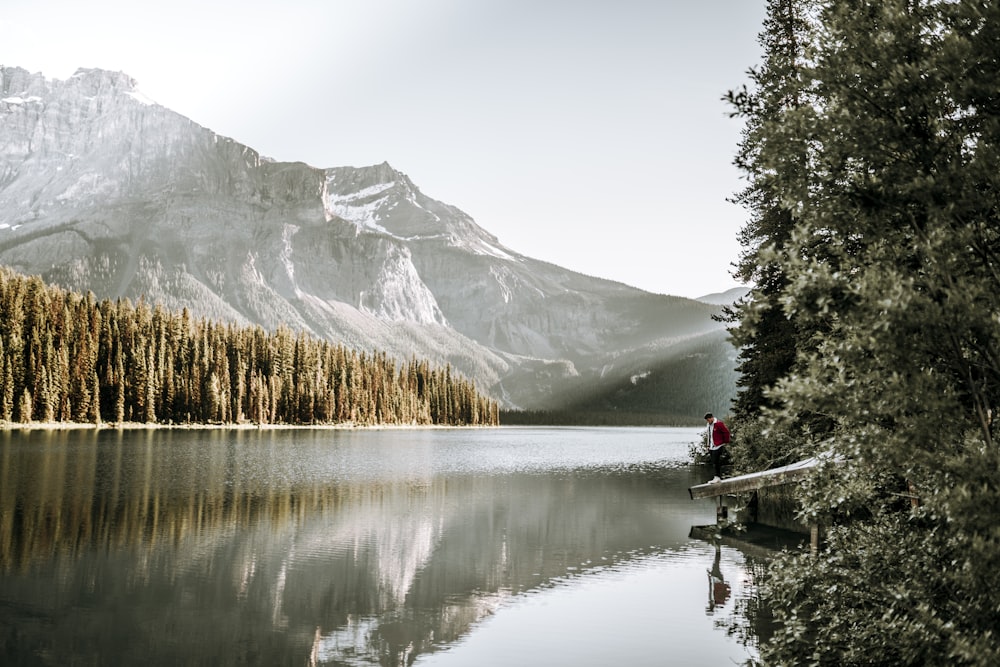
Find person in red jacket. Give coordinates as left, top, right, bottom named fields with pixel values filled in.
left=704, top=412, right=730, bottom=483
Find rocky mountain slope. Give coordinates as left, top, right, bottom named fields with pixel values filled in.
left=0, top=66, right=737, bottom=414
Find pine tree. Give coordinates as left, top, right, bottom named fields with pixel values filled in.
left=114, top=351, right=125, bottom=424
left=723, top=0, right=820, bottom=470
left=18, top=388, right=31, bottom=423
left=1, top=357, right=12, bottom=422
left=89, top=369, right=101, bottom=425
left=733, top=1, right=1000, bottom=664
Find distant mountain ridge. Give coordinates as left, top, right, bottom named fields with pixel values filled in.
left=0, top=65, right=737, bottom=415
left=696, top=287, right=749, bottom=306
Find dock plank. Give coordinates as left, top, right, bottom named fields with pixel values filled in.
left=688, top=455, right=829, bottom=499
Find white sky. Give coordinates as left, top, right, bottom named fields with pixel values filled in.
left=1, top=0, right=766, bottom=299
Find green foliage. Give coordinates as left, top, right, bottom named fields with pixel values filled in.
left=729, top=0, right=1000, bottom=663
left=726, top=417, right=800, bottom=474
left=0, top=266, right=498, bottom=427
left=762, top=467, right=1000, bottom=666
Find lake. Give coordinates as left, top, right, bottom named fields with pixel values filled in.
left=0, top=426, right=764, bottom=666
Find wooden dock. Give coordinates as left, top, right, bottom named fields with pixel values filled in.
left=689, top=452, right=841, bottom=553
left=689, top=454, right=830, bottom=500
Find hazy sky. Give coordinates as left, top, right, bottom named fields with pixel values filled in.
left=2, top=0, right=766, bottom=299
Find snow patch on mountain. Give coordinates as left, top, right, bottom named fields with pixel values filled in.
left=467, top=237, right=516, bottom=261
left=630, top=371, right=650, bottom=385
left=125, top=90, right=156, bottom=106
left=491, top=266, right=514, bottom=304
left=360, top=245, right=446, bottom=325
left=1, top=95, right=43, bottom=106
left=243, top=251, right=265, bottom=285
left=280, top=224, right=299, bottom=292
left=324, top=180, right=395, bottom=233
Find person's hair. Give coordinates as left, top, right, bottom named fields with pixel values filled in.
left=704, top=413, right=713, bottom=420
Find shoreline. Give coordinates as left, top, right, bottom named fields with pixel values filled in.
left=0, top=422, right=691, bottom=432
left=0, top=421, right=493, bottom=432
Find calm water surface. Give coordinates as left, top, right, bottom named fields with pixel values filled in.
left=0, top=426, right=762, bottom=666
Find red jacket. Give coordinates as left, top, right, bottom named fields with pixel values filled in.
left=710, top=420, right=731, bottom=448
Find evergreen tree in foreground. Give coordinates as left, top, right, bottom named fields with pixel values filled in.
left=731, top=0, right=1000, bottom=664
left=724, top=0, right=817, bottom=472
left=0, top=267, right=499, bottom=427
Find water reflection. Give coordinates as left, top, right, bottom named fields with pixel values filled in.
left=706, top=544, right=732, bottom=613
left=0, top=427, right=750, bottom=665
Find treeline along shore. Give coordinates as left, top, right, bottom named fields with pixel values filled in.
left=0, top=267, right=499, bottom=427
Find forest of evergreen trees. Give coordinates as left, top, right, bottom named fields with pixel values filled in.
left=723, top=1, right=1000, bottom=664
left=0, top=267, right=498, bottom=427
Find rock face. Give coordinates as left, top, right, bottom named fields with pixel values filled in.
left=0, top=66, right=736, bottom=413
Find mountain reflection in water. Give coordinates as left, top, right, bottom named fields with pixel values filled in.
left=0, top=427, right=756, bottom=666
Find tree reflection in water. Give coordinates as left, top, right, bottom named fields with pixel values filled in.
left=0, top=427, right=764, bottom=665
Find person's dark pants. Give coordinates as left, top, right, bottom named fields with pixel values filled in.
left=710, top=446, right=725, bottom=478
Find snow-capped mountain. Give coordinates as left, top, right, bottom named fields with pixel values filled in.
left=0, top=66, right=736, bottom=413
